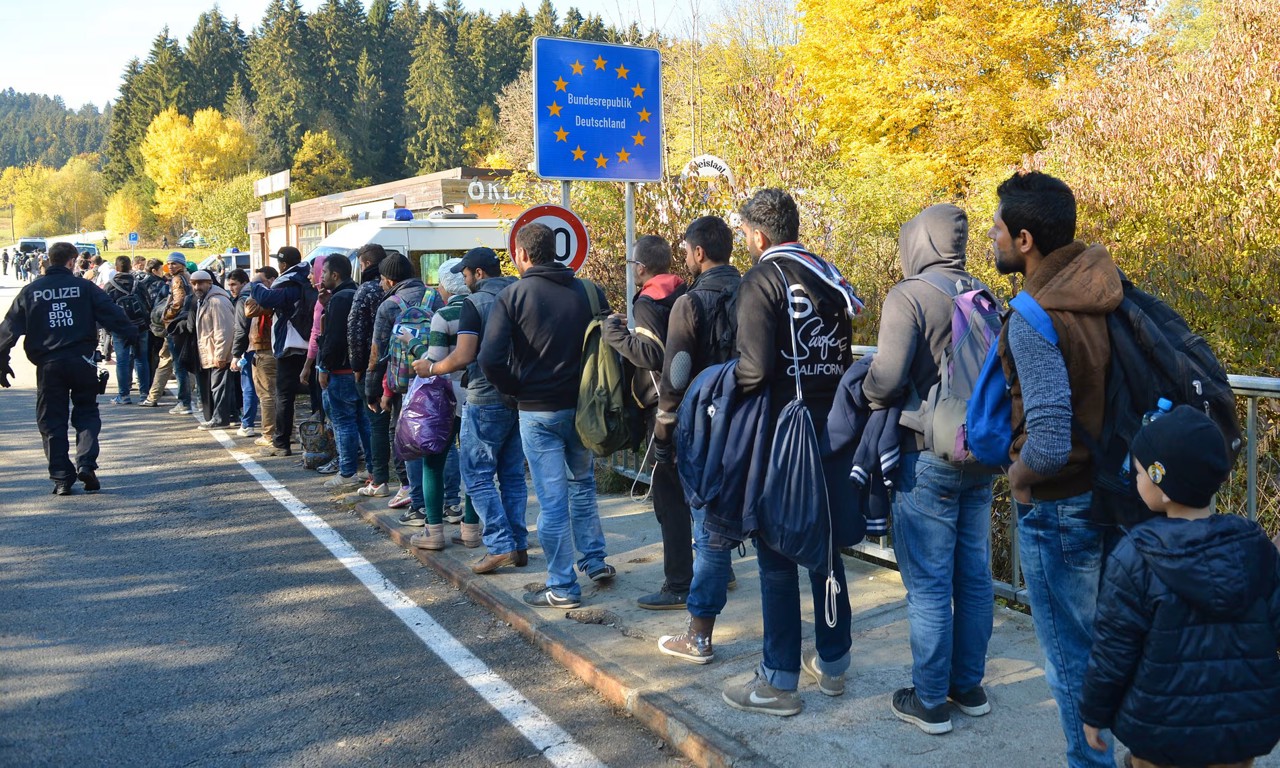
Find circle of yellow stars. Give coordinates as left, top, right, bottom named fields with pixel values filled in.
left=545, top=54, right=652, bottom=169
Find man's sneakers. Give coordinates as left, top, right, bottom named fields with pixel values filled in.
left=52, top=481, right=74, bottom=496
left=258, top=445, right=292, bottom=457
left=522, top=587, right=580, bottom=609
left=443, top=503, right=464, bottom=524
left=316, top=458, right=340, bottom=475
left=138, top=398, right=161, bottom=407
left=387, top=487, right=412, bottom=509
left=324, top=474, right=362, bottom=490
left=76, top=469, right=100, bottom=492
left=169, top=404, right=193, bottom=415
left=470, top=551, right=516, bottom=574
left=584, top=563, right=616, bottom=583
left=253, top=436, right=273, bottom=447
left=947, top=685, right=991, bottom=717
left=800, top=649, right=845, bottom=696
left=197, top=420, right=231, bottom=431
left=235, top=426, right=258, bottom=438
left=637, top=587, right=687, bottom=611
left=722, top=671, right=802, bottom=717
left=892, top=688, right=953, bottom=734
left=658, top=616, right=715, bottom=664
left=109, top=396, right=131, bottom=405
left=397, top=508, right=426, bottom=527
left=359, top=482, right=391, bottom=498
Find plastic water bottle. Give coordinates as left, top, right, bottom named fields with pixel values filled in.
left=1143, top=397, right=1174, bottom=426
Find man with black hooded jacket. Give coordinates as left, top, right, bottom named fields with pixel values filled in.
left=722, top=189, right=858, bottom=717
left=864, top=203, right=997, bottom=735
left=479, top=223, right=615, bottom=609
left=248, top=246, right=317, bottom=456
left=602, top=234, right=687, bottom=610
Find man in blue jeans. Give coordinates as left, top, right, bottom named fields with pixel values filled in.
left=479, top=226, right=615, bottom=608
left=991, top=172, right=1123, bottom=768
left=863, top=204, right=996, bottom=734
left=725, top=189, right=859, bottom=716
left=425, top=248, right=526, bottom=573
left=316, top=254, right=369, bottom=489
left=653, top=216, right=741, bottom=662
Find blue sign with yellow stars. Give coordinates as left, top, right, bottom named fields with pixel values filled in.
left=532, top=37, right=663, bottom=182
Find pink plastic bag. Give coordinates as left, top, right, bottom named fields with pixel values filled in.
left=394, top=375, right=455, bottom=460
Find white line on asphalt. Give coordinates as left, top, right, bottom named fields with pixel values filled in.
left=204, top=427, right=606, bottom=768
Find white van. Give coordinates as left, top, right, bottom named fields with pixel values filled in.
left=304, top=215, right=509, bottom=285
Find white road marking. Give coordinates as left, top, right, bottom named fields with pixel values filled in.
left=203, top=425, right=605, bottom=768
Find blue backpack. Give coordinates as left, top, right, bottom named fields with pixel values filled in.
left=965, top=292, right=1058, bottom=467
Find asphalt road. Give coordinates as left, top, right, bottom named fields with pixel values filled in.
left=0, top=271, right=682, bottom=767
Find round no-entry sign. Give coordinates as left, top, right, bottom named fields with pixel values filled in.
left=508, top=204, right=589, bottom=272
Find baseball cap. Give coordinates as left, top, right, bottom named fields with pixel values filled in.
left=190, top=270, right=213, bottom=282
left=451, top=246, right=501, bottom=276
left=274, top=246, right=302, bottom=265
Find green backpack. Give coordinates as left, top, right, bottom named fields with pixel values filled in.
left=574, top=279, right=631, bottom=456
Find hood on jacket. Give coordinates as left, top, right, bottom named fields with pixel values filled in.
left=639, top=273, right=686, bottom=303
left=690, top=263, right=741, bottom=292
left=1130, top=514, right=1279, bottom=618
left=360, top=264, right=381, bottom=284
left=522, top=262, right=577, bottom=287
left=388, top=277, right=426, bottom=298
left=899, top=204, right=968, bottom=278
left=1025, top=240, right=1123, bottom=316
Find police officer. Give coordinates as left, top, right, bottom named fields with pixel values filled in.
left=0, top=242, right=139, bottom=495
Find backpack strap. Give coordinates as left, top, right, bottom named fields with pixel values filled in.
left=906, top=271, right=966, bottom=299
left=577, top=278, right=602, bottom=318
left=771, top=263, right=803, bottom=402
left=1009, top=292, right=1058, bottom=346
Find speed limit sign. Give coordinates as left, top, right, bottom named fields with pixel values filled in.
left=508, top=204, right=589, bottom=272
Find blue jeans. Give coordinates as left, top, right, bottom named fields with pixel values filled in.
left=687, top=505, right=733, bottom=618
left=240, top=353, right=258, bottom=428
left=113, top=332, right=150, bottom=398
left=444, top=442, right=461, bottom=508
left=756, top=538, right=852, bottom=691
left=891, top=450, right=994, bottom=709
left=1017, top=492, right=1113, bottom=768
left=461, top=403, right=528, bottom=555
left=326, top=373, right=371, bottom=478
left=519, top=408, right=608, bottom=599
left=168, top=337, right=192, bottom=407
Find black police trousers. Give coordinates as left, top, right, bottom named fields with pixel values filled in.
left=36, top=355, right=101, bottom=483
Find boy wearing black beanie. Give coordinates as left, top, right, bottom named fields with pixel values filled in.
left=1080, top=405, right=1280, bottom=768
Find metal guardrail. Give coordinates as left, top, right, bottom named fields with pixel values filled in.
left=609, top=343, right=1280, bottom=606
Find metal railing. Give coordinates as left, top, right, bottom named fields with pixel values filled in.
left=609, top=344, right=1280, bottom=606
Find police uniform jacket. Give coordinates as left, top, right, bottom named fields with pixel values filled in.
left=0, top=264, right=138, bottom=367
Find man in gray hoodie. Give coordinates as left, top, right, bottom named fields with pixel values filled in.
left=864, top=204, right=997, bottom=735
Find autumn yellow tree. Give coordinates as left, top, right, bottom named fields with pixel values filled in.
left=289, top=130, right=366, bottom=200
left=104, top=179, right=158, bottom=241
left=140, top=107, right=254, bottom=227
left=791, top=0, right=1143, bottom=194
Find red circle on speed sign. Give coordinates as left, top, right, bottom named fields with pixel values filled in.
left=508, top=204, right=589, bottom=272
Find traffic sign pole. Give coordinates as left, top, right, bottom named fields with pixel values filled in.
left=624, top=183, right=635, bottom=329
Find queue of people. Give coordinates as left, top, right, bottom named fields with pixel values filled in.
left=1, top=174, right=1277, bottom=768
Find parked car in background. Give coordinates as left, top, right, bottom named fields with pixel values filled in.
left=177, top=230, right=209, bottom=248
left=74, top=243, right=99, bottom=257
left=197, top=248, right=251, bottom=277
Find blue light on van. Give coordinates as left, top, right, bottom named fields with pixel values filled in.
left=393, top=208, right=414, bottom=221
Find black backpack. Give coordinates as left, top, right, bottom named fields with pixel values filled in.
left=109, top=279, right=150, bottom=328
left=690, top=283, right=739, bottom=366
left=1083, top=274, right=1243, bottom=526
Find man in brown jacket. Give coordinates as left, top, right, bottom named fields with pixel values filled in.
left=243, top=266, right=278, bottom=447
left=145, top=252, right=196, bottom=414
left=989, top=171, right=1122, bottom=768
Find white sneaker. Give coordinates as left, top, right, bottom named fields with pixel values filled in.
left=254, top=436, right=273, bottom=447
left=236, top=426, right=258, bottom=438
left=169, top=405, right=193, bottom=415
left=359, top=482, right=390, bottom=497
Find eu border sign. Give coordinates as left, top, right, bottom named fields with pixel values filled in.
left=533, top=37, right=663, bottom=183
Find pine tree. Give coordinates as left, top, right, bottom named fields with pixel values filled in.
left=133, top=28, right=189, bottom=119
left=378, top=0, right=424, bottom=179
left=405, top=17, right=465, bottom=173
left=186, top=9, right=244, bottom=110
left=103, top=59, right=144, bottom=190
left=577, top=14, right=609, bottom=42
left=494, top=9, right=533, bottom=82
left=531, top=0, right=558, bottom=38
left=560, top=8, right=584, bottom=37
left=349, top=49, right=385, bottom=181
left=247, top=0, right=319, bottom=170
left=308, top=0, right=368, bottom=147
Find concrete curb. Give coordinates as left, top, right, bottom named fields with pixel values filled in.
left=352, top=498, right=771, bottom=768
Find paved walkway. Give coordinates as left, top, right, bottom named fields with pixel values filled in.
left=344, top=479, right=1280, bottom=768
